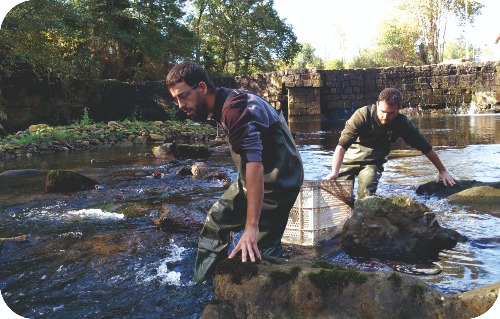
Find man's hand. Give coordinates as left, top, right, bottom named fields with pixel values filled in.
left=436, top=170, right=456, bottom=186
left=228, top=225, right=261, bottom=262
left=228, top=161, right=263, bottom=263
left=325, top=171, right=338, bottom=180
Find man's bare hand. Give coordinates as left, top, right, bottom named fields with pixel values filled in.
left=228, top=225, right=261, bottom=262
left=436, top=170, right=456, bottom=186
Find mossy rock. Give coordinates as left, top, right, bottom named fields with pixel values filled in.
left=45, top=169, right=98, bottom=193
left=152, top=142, right=210, bottom=160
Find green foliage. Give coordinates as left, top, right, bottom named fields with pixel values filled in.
left=190, top=0, right=299, bottom=76
left=351, top=17, right=422, bottom=67
left=350, top=0, right=484, bottom=67
left=325, top=59, right=345, bottom=70
left=388, top=272, right=403, bottom=289
left=78, top=108, right=93, bottom=126
left=443, top=39, right=466, bottom=61
left=375, top=18, right=422, bottom=66
left=308, top=263, right=368, bottom=293
left=17, top=133, right=50, bottom=146
left=290, top=43, right=324, bottom=69
left=349, top=48, right=384, bottom=68
left=214, top=258, right=259, bottom=284
left=394, top=0, right=483, bottom=64
left=0, top=0, right=195, bottom=83
left=46, top=127, right=72, bottom=143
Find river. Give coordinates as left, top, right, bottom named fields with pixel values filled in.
left=1, top=114, right=499, bottom=318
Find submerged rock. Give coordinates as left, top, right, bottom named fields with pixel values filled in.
left=417, top=180, right=500, bottom=217
left=203, top=258, right=499, bottom=319
left=415, top=179, right=496, bottom=197
left=152, top=143, right=175, bottom=160
left=151, top=204, right=205, bottom=231
left=340, top=196, right=466, bottom=262
left=45, top=169, right=98, bottom=193
left=152, top=142, right=210, bottom=160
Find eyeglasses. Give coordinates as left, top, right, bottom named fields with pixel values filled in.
left=174, top=82, right=200, bottom=102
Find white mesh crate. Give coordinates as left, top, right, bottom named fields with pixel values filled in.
left=282, top=180, right=353, bottom=246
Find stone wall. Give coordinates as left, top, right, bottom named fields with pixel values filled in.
left=1, top=61, right=499, bottom=134
left=304, top=61, right=500, bottom=121
left=215, top=61, right=500, bottom=123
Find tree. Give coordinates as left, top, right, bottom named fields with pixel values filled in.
left=0, top=0, right=195, bottom=82
left=0, top=0, right=82, bottom=82
left=349, top=48, right=383, bottom=69
left=70, top=0, right=195, bottom=80
left=396, top=0, right=483, bottom=64
left=189, top=0, right=299, bottom=76
left=325, top=59, right=344, bottom=70
left=291, top=43, right=324, bottom=69
left=375, top=18, right=422, bottom=66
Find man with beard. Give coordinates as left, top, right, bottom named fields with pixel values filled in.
left=166, top=62, right=303, bottom=283
left=326, top=87, right=456, bottom=199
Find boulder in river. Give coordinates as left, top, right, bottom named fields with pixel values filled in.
left=202, top=258, right=500, bottom=319
left=417, top=180, right=500, bottom=217
left=340, top=195, right=466, bottom=262
left=151, top=203, right=205, bottom=231
left=45, top=169, right=98, bottom=193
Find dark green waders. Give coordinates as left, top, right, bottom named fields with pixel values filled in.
left=193, top=114, right=303, bottom=283
left=337, top=163, right=384, bottom=199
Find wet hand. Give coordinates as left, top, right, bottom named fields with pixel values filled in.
left=228, top=226, right=261, bottom=263
left=437, top=170, right=456, bottom=186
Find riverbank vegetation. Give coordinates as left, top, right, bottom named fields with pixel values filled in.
left=0, top=117, right=217, bottom=160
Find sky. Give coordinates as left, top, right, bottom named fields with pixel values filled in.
left=273, top=0, right=500, bottom=61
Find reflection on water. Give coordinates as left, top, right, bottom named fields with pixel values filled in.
left=0, top=114, right=499, bottom=317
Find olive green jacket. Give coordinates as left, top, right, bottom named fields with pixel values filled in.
left=338, top=105, right=432, bottom=165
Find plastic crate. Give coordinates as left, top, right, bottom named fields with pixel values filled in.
left=282, top=180, right=354, bottom=246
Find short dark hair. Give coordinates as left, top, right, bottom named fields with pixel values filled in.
left=165, top=61, right=215, bottom=91
left=378, top=88, right=403, bottom=107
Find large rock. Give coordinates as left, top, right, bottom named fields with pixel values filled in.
left=202, top=258, right=499, bottom=319
left=45, top=169, right=98, bottom=193
left=417, top=180, right=500, bottom=217
left=340, top=196, right=466, bottom=262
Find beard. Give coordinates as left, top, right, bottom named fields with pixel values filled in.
left=193, top=96, right=209, bottom=122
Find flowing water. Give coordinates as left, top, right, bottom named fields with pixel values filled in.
left=1, top=114, right=499, bottom=318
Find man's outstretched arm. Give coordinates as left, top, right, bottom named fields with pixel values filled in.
left=424, top=149, right=456, bottom=186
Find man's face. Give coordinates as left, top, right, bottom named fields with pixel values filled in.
left=376, top=100, right=400, bottom=125
left=169, top=82, right=208, bottom=121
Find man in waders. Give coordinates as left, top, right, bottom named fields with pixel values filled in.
left=326, top=87, right=456, bottom=199
left=166, top=62, right=304, bottom=283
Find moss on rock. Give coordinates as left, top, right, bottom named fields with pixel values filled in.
left=308, top=262, right=368, bottom=293
left=214, top=258, right=259, bottom=285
